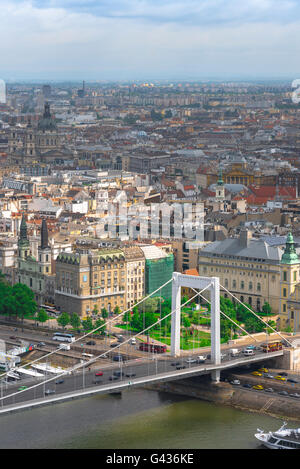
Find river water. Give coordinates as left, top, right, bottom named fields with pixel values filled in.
left=0, top=388, right=288, bottom=449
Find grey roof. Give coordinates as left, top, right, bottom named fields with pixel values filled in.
left=200, top=237, right=283, bottom=263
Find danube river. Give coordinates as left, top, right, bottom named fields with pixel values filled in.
left=0, top=389, right=286, bottom=449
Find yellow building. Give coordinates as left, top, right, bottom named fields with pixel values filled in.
left=55, top=248, right=126, bottom=317
left=55, top=246, right=146, bottom=316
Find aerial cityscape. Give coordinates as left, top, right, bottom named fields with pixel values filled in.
left=1, top=0, right=300, bottom=454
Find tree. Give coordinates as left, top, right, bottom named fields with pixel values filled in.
left=123, top=311, right=131, bottom=323
left=182, top=316, right=191, bottom=328
left=11, top=283, right=37, bottom=330
left=138, top=297, right=158, bottom=314
left=101, top=308, right=108, bottom=319
left=262, top=302, right=272, bottom=315
left=95, top=318, right=106, bottom=335
left=114, top=306, right=121, bottom=316
left=131, top=311, right=143, bottom=332
left=70, top=313, right=81, bottom=330
left=82, top=317, right=93, bottom=331
left=0, top=282, right=13, bottom=318
left=181, top=295, right=189, bottom=305
left=37, top=308, right=48, bottom=324
left=57, top=312, right=70, bottom=330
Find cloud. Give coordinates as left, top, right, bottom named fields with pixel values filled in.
left=28, top=0, right=299, bottom=25
left=1, top=0, right=300, bottom=79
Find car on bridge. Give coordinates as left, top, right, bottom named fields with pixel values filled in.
left=126, top=372, right=136, bottom=378
left=55, top=379, right=64, bottom=384
left=290, top=393, right=300, bottom=398
left=230, top=380, right=240, bottom=385
left=278, top=390, right=289, bottom=396
left=275, top=375, right=286, bottom=381
left=95, top=372, right=103, bottom=377
left=253, top=385, right=264, bottom=391
left=18, top=386, right=27, bottom=391
left=264, top=388, right=274, bottom=393
left=258, top=368, right=268, bottom=373
left=186, top=358, right=197, bottom=364
left=113, top=371, right=124, bottom=377
left=252, top=371, right=262, bottom=376
left=287, top=378, right=299, bottom=384
left=176, top=365, right=186, bottom=370
left=45, top=389, right=55, bottom=395
left=113, top=355, right=125, bottom=362
left=197, top=355, right=207, bottom=363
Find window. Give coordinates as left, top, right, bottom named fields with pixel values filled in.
left=257, top=283, right=261, bottom=292
left=283, top=288, right=287, bottom=297
left=283, top=271, right=287, bottom=282
left=249, top=282, right=253, bottom=291
left=294, top=271, right=297, bottom=282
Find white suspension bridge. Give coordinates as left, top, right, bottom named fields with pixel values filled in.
left=0, top=273, right=291, bottom=415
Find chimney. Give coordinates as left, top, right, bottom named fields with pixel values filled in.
left=239, top=228, right=252, bottom=247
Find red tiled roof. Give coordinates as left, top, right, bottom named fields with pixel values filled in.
left=248, top=185, right=296, bottom=199
left=183, top=269, right=199, bottom=276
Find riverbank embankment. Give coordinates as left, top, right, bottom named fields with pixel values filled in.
left=144, top=376, right=300, bottom=422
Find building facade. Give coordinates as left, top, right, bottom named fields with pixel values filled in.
left=16, top=216, right=54, bottom=305
left=198, top=229, right=282, bottom=313
left=55, top=248, right=127, bottom=316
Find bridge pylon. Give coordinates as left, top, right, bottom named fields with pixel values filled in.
left=171, top=272, right=221, bottom=381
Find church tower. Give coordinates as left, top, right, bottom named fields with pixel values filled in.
left=18, top=215, right=30, bottom=259
left=279, top=232, right=300, bottom=331
left=215, top=167, right=225, bottom=201
left=38, top=219, right=52, bottom=275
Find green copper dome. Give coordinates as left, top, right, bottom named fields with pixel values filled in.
left=281, top=232, right=299, bottom=265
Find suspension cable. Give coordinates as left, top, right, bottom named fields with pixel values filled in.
left=0, top=284, right=211, bottom=404
left=188, top=286, right=260, bottom=343
left=220, top=284, right=294, bottom=348
left=0, top=278, right=173, bottom=380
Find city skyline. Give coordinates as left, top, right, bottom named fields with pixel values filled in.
left=2, top=0, right=300, bottom=80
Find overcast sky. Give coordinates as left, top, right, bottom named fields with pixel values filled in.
left=2, top=0, right=300, bottom=81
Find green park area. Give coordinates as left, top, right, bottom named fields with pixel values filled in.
left=117, top=295, right=279, bottom=351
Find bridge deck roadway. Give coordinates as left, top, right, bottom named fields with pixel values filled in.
left=0, top=350, right=283, bottom=415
